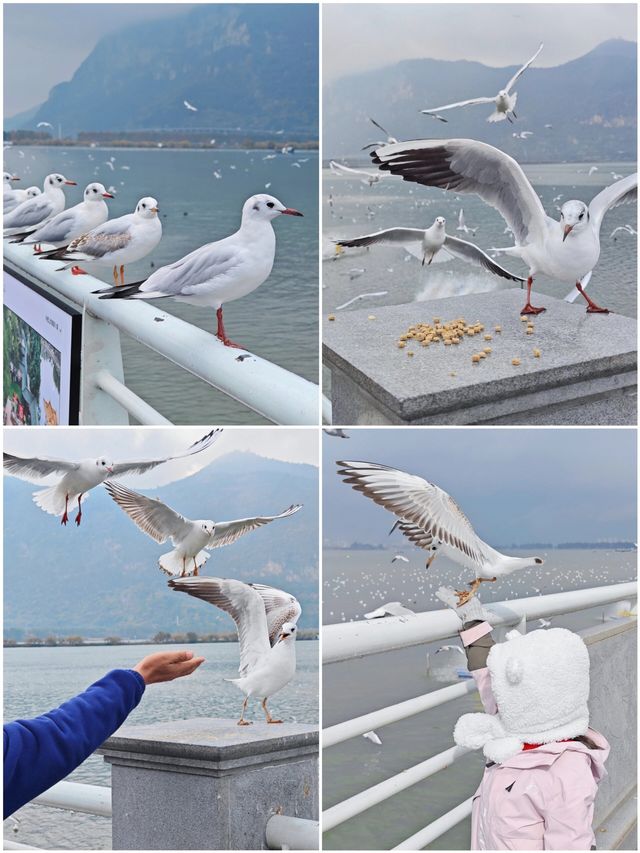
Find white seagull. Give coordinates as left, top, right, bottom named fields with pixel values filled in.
left=183, top=100, right=199, bottom=112
left=3, top=429, right=221, bottom=527
left=337, top=460, right=543, bottom=606
left=41, top=197, right=162, bottom=285
left=391, top=554, right=410, bottom=563
left=364, top=601, right=415, bottom=619
left=10, top=183, right=113, bottom=250
left=329, top=160, right=386, bottom=187
left=421, top=43, right=543, bottom=124
left=4, top=173, right=23, bottom=213
left=3, top=173, right=77, bottom=235
left=363, top=730, right=383, bottom=745
left=93, top=194, right=303, bottom=349
left=168, top=576, right=300, bottom=725
left=371, top=138, right=637, bottom=314
left=104, top=480, right=302, bottom=577
left=4, top=181, right=41, bottom=214
left=361, top=117, right=400, bottom=151
left=610, top=224, right=637, bottom=241
left=456, top=208, right=477, bottom=236
left=335, top=217, right=525, bottom=281
left=324, top=428, right=349, bottom=438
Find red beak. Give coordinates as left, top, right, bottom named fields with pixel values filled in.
left=280, top=207, right=303, bottom=217
left=11, top=176, right=20, bottom=181
left=64, top=180, right=77, bottom=186
left=562, top=224, right=573, bottom=242
left=102, top=192, right=114, bottom=198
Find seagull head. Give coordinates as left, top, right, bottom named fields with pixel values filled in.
left=3, top=172, right=19, bottom=185
left=243, top=194, right=303, bottom=223
left=135, top=197, right=159, bottom=218
left=46, top=173, right=76, bottom=189
left=84, top=182, right=114, bottom=201
left=560, top=200, right=589, bottom=241
left=277, top=622, right=297, bottom=643
left=96, top=456, right=114, bottom=475
left=26, top=187, right=41, bottom=198
left=199, top=520, right=215, bottom=535
left=434, top=216, right=446, bottom=229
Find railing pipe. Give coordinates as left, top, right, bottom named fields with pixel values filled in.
left=4, top=842, right=44, bottom=851
left=323, top=583, right=637, bottom=664
left=265, top=815, right=319, bottom=850
left=32, top=780, right=112, bottom=817
left=392, top=798, right=474, bottom=850
left=93, top=369, right=172, bottom=425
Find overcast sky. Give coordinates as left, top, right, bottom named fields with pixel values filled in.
left=4, top=427, right=318, bottom=488
left=323, top=3, right=637, bottom=83
left=323, top=428, right=637, bottom=545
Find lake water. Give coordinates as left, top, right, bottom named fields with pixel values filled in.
left=3, top=146, right=319, bottom=425
left=322, top=548, right=636, bottom=850
left=4, top=640, right=319, bottom=849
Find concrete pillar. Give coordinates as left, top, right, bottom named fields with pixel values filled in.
left=98, top=717, right=318, bottom=850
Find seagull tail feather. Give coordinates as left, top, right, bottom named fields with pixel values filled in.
left=33, top=485, right=86, bottom=515
left=159, top=549, right=209, bottom=577
left=95, top=282, right=145, bottom=300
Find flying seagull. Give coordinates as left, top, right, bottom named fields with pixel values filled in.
left=184, top=100, right=198, bottom=112
left=364, top=601, right=415, bottom=619
left=324, top=428, right=350, bottom=438
left=391, top=554, right=410, bottom=563
left=169, top=577, right=300, bottom=725
left=3, top=429, right=222, bottom=526
left=337, top=461, right=543, bottom=606
left=104, top=480, right=302, bottom=576
left=329, top=160, right=387, bottom=187
left=361, top=117, right=400, bottom=151
left=371, top=139, right=637, bottom=314
left=421, top=43, right=543, bottom=124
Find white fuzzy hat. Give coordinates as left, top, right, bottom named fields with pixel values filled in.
left=454, top=628, right=590, bottom=764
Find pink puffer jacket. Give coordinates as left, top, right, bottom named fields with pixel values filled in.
left=470, top=667, right=609, bottom=851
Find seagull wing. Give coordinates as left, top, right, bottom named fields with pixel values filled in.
left=588, top=173, right=637, bottom=233
left=207, top=504, right=302, bottom=549
left=168, top=577, right=271, bottom=676
left=28, top=208, right=81, bottom=245
left=3, top=452, right=78, bottom=483
left=391, top=519, right=436, bottom=552
left=329, top=161, right=379, bottom=180
left=250, top=583, right=302, bottom=645
left=109, top=428, right=222, bottom=477
left=104, top=481, right=193, bottom=544
left=4, top=194, right=55, bottom=230
left=336, top=227, right=425, bottom=258
left=138, top=239, right=242, bottom=298
left=369, top=117, right=390, bottom=137
left=337, top=460, right=491, bottom=575
left=444, top=234, right=526, bottom=281
left=371, top=138, right=550, bottom=246
left=65, top=217, right=134, bottom=259
left=505, top=43, right=544, bottom=93
left=421, top=96, right=495, bottom=114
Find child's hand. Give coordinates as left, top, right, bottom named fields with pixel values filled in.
left=133, top=650, right=205, bottom=685
left=436, top=587, right=491, bottom=625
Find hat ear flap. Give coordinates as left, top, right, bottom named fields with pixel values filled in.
left=505, top=656, right=523, bottom=685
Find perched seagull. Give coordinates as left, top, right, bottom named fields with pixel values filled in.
left=364, top=601, right=415, bottom=619
left=335, top=217, right=525, bottom=281
left=361, top=117, right=399, bottom=150
left=371, top=138, right=637, bottom=314
left=184, top=100, right=198, bottom=112
left=610, top=224, right=637, bottom=240
left=3, top=174, right=76, bottom=235
left=3, top=429, right=221, bottom=527
left=421, top=43, right=543, bottom=123
left=10, top=183, right=113, bottom=251
left=456, top=208, right=477, bottom=236
left=93, top=195, right=302, bottom=348
left=4, top=182, right=41, bottom=214
left=324, top=428, right=349, bottom=438
left=337, top=460, right=543, bottom=606
left=363, top=730, right=383, bottom=745
left=391, top=554, right=410, bottom=563
left=169, top=577, right=300, bottom=725
left=329, top=160, right=386, bottom=187
left=40, top=197, right=162, bottom=285
left=4, top=173, right=23, bottom=213
left=104, top=480, right=302, bottom=577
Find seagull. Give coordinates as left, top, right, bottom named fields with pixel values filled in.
left=361, top=117, right=399, bottom=150
left=329, top=160, right=386, bottom=187
left=335, top=292, right=388, bottom=310
left=363, top=730, right=383, bottom=745
left=3, top=174, right=77, bottom=235
left=40, top=197, right=162, bottom=285
left=512, top=131, right=533, bottom=140
left=435, top=645, right=464, bottom=654
left=371, top=138, right=637, bottom=314
left=4, top=183, right=42, bottom=214
left=391, top=554, right=410, bottom=563
left=3, top=429, right=221, bottom=526
left=456, top=208, right=477, bottom=236
left=169, top=577, right=300, bottom=725
left=335, top=217, right=525, bottom=281
left=337, top=461, right=544, bottom=606
left=610, top=224, right=637, bottom=240
left=93, top=195, right=303, bottom=349
left=4, top=173, right=23, bottom=213
left=9, top=183, right=113, bottom=251
left=537, top=618, right=552, bottom=628
left=421, top=43, right=543, bottom=123
left=37, top=121, right=54, bottom=129
left=364, top=601, right=415, bottom=619
left=588, top=166, right=599, bottom=176
left=324, top=428, right=349, bottom=438
left=184, top=100, right=198, bottom=112
left=104, top=480, right=302, bottom=577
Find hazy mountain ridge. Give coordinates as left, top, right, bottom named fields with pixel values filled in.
left=4, top=451, right=318, bottom=638
left=324, top=39, right=636, bottom=160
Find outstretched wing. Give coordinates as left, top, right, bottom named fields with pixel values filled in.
left=444, top=234, right=526, bottom=281
left=505, top=43, right=544, bottom=93
left=110, top=428, right=222, bottom=477
left=3, top=452, right=78, bottom=483
left=337, top=460, right=491, bottom=575
left=588, top=174, right=637, bottom=232
left=207, top=504, right=302, bottom=549
left=336, top=227, right=425, bottom=253
left=390, top=519, right=436, bottom=552
left=168, top=577, right=270, bottom=676
left=250, top=583, right=302, bottom=646
left=104, top=481, right=192, bottom=544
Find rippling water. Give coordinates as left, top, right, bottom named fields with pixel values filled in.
left=322, top=549, right=636, bottom=850
left=3, top=146, right=319, bottom=424
left=4, top=640, right=318, bottom=849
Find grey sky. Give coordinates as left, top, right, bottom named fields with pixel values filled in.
left=4, top=427, right=318, bottom=488
left=323, top=429, right=636, bottom=545
left=4, top=4, right=195, bottom=115
left=323, top=3, right=637, bottom=83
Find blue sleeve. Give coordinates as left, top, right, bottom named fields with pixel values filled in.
left=3, top=668, right=145, bottom=819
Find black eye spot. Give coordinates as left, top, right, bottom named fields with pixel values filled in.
left=266, top=202, right=275, bottom=209
left=141, top=203, right=146, bottom=208
left=579, top=213, right=583, bottom=220
left=101, top=461, right=105, bottom=465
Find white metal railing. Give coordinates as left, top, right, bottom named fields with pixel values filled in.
left=4, top=243, right=319, bottom=426
left=265, top=815, right=319, bottom=850
left=32, top=780, right=111, bottom=817
left=322, top=582, right=637, bottom=849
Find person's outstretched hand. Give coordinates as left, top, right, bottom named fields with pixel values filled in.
left=133, top=650, right=205, bottom=685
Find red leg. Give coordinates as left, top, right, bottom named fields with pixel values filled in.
left=215, top=307, right=245, bottom=349
left=75, top=494, right=83, bottom=526
left=520, top=277, right=546, bottom=315
left=61, top=495, right=69, bottom=526
left=120, top=265, right=125, bottom=285
left=34, top=244, right=42, bottom=254
left=575, top=281, right=609, bottom=314
left=71, top=266, right=87, bottom=276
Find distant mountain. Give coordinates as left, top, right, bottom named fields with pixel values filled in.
left=4, top=451, right=318, bottom=638
left=10, top=5, right=318, bottom=137
left=4, top=103, right=43, bottom=132
left=324, top=40, right=636, bottom=161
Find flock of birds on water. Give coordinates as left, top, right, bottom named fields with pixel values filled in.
left=325, top=42, right=637, bottom=317
left=3, top=430, right=305, bottom=724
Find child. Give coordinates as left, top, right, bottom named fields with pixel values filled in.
left=437, top=588, right=609, bottom=851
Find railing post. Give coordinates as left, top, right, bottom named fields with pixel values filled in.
left=98, top=717, right=319, bottom=850
left=80, top=308, right=129, bottom=424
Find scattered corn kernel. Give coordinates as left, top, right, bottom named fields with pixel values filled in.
left=533, top=348, right=541, bottom=358
left=471, top=354, right=481, bottom=363
left=478, top=352, right=487, bottom=359
left=484, top=347, right=492, bottom=354
left=328, top=314, right=336, bottom=321
left=526, top=329, right=534, bottom=335
left=520, top=315, right=528, bottom=323
left=407, top=351, right=414, bottom=357
left=368, top=315, right=376, bottom=320
left=512, top=358, right=521, bottom=366
left=495, top=325, right=502, bottom=333
left=484, top=334, right=492, bottom=341
left=397, top=341, right=406, bottom=349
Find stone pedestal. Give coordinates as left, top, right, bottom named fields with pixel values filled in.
left=98, top=717, right=318, bottom=850
left=323, top=289, right=637, bottom=425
